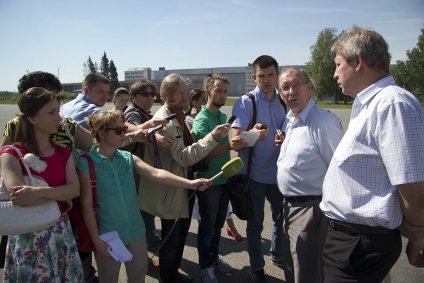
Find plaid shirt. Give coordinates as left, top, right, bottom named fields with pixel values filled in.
left=320, top=76, right=424, bottom=229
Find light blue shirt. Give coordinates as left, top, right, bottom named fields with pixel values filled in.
left=61, top=93, right=101, bottom=129
left=320, top=76, right=424, bottom=229
left=232, top=86, right=286, bottom=184
left=277, top=99, right=343, bottom=196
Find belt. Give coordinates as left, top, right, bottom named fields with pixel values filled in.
left=327, top=218, right=397, bottom=236
left=283, top=195, right=322, bottom=202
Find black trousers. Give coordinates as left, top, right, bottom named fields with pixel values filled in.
left=159, top=190, right=195, bottom=283
left=159, top=217, right=192, bottom=283
left=323, top=226, right=401, bottom=283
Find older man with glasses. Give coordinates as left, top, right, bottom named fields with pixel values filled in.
left=276, top=67, right=343, bottom=283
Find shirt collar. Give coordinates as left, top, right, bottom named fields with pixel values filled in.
left=78, top=93, right=94, bottom=105
left=200, top=105, right=221, bottom=120
left=251, top=86, right=279, bottom=102
left=287, top=98, right=315, bottom=123
left=355, top=76, right=395, bottom=106
left=131, top=103, right=151, bottom=115
left=90, top=144, right=125, bottom=164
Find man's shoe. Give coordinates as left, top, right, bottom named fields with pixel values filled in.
left=250, top=269, right=267, bottom=282
left=177, top=271, right=194, bottom=283
left=213, top=257, right=232, bottom=273
left=270, top=257, right=283, bottom=267
left=201, top=267, right=218, bottom=283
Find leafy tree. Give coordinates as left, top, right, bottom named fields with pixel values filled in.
left=391, top=60, right=412, bottom=90
left=83, top=56, right=98, bottom=76
left=305, top=27, right=343, bottom=103
left=109, top=60, right=120, bottom=95
left=392, top=28, right=424, bottom=99
left=100, top=52, right=110, bottom=79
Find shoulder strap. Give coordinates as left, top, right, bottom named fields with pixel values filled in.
left=244, top=93, right=256, bottom=178
left=1, top=145, right=36, bottom=185
left=279, top=95, right=287, bottom=113
left=80, top=154, right=98, bottom=210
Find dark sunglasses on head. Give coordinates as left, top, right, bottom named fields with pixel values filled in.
left=105, top=126, right=128, bottom=135
left=138, top=92, right=156, bottom=98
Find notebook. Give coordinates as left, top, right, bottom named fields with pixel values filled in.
left=99, top=231, right=133, bottom=263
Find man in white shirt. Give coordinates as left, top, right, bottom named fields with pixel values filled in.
left=276, top=67, right=343, bottom=283
left=320, top=25, right=424, bottom=282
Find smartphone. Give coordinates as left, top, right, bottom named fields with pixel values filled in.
left=147, top=124, right=163, bottom=135
left=227, top=115, right=237, bottom=124
left=260, top=124, right=268, bottom=130
left=165, top=113, right=177, bottom=121
left=276, top=129, right=286, bottom=139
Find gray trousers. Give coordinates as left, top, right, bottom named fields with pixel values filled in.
left=281, top=198, right=327, bottom=283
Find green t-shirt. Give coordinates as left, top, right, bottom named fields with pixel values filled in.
left=193, top=106, right=230, bottom=185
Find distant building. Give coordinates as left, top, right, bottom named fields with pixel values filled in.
left=62, top=63, right=302, bottom=97
left=124, top=67, right=152, bottom=81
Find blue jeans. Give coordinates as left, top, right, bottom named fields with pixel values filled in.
left=246, top=179, right=283, bottom=271
left=197, top=184, right=229, bottom=269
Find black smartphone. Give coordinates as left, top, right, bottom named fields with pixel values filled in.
left=147, top=124, right=163, bottom=135
left=227, top=115, right=237, bottom=124
left=260, top=124, right=268, bottom=130
left=165, top=113, right=177, bottom=121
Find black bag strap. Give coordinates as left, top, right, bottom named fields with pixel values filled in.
left=245, top=93, right=256, bottom=179
left=279, top=95, right=287, bottom=113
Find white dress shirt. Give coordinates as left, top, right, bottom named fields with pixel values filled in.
left=277, top=99, right=343, bottom=197
left=320, top=76, right=424, bottom=229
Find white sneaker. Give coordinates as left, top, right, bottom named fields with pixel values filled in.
left=213, top=257, right=232, bottom=273
left=201, top=267, right=218, bottom=283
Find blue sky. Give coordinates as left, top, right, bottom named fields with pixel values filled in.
left=0, top=0, right=423, bottom=91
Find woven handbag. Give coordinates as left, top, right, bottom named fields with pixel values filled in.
left=0, top=146, right=61, bottom=235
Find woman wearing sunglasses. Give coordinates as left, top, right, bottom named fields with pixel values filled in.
left=77, top=110, right=211, bottom=283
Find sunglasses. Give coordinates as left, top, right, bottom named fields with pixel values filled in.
left=105, top=126, right=128, bottom=135
left=138, top=92, right=156, bottom=98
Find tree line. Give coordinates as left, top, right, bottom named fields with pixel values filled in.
left=305, top=27, right=424, bottom=103
left=83, top=52, right=120, bottom=95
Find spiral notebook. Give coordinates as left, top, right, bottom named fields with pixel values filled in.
left=99, top=231, right=133, bottom=263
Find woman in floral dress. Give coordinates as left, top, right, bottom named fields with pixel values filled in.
left=0, top=87, right=84, bottom=282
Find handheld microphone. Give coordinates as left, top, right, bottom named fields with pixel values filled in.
left=209, top=157, right=244, bottom=182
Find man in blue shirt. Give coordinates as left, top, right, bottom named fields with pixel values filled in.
left=62, top=73, right=110, bottom=130
left=231, top=55, right=286, bottom=282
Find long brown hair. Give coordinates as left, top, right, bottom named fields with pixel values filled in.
left=14, top=87, right=60, bottom=156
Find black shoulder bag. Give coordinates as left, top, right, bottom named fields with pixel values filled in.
left=226, top=93, right=257, bottom=220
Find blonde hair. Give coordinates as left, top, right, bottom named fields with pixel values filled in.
left=160, top=74, right=186, bottom=105
left=86, top=110, right=125, bottom=141
left=331, top=25, right=391, bottom=73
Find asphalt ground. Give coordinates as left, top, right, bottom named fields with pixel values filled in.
left=0, top=104, right=423, bottom=282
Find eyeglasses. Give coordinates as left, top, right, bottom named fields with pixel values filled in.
left=279, top=83, right=308, bottom=94
left=138, top=92, right=156, bottom=98
left=105, top=126, right=128, bottom=135
left=197, top=98, right=207, bottom=103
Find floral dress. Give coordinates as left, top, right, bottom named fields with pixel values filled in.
left=1, top=145, right=84, bottom=283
